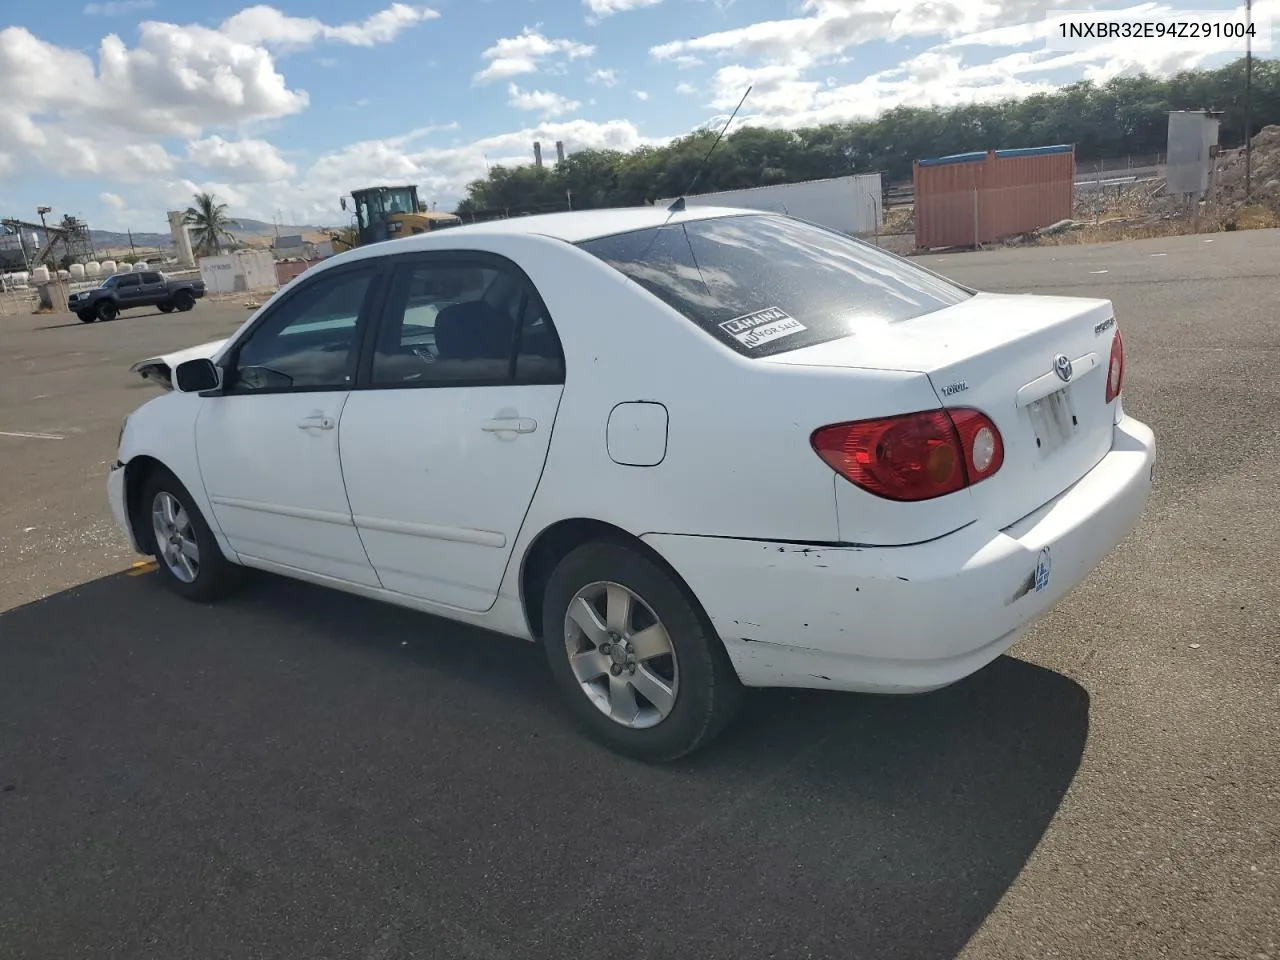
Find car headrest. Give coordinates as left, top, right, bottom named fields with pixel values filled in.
left=433, top=300, right=513, bottom=361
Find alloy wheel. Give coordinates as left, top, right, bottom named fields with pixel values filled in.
left=563, top=581, right=679, bottom=729
left=151, top=491, right=200, bottom=584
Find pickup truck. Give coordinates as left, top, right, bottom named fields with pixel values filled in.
left=69, top=270, right=206, bottom=323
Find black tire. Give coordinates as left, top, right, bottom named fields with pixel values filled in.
left=158, top=303, right=174, bottom=313
left=77, top=310, right=96, bottom=323
left=139, top=466, right=242, bottom=603
left=541, top=541, right=744, bottom=762
left=96, top=300, right=118, bottom=322
left=174, top=290, right=195, bottom=312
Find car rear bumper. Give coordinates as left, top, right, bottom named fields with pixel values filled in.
left=643, top=414, right=1155, bottom=694
left=107, top=461, right=144, bottom=554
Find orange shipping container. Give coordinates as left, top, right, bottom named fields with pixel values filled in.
left=275, top=258, right=326, bottom=286
left=913, top=144, right=1075, bottom=250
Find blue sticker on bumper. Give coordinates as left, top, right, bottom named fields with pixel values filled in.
left=1034, top=546, right=1052, bottom=593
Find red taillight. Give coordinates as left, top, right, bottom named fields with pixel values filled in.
left=1105, top=327, right=1125, bottom=403
left=811, top=407, right=1005, bottom=503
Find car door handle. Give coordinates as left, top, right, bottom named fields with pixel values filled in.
left=481, top=417, right=537, bottom=434
left=298, top=413, right=335, bottom=431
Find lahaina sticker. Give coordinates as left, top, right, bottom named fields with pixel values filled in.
left=718, top=306, right=806, bottom=349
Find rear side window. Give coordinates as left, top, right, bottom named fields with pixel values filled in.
left=577, top=214, right=973, bottom=358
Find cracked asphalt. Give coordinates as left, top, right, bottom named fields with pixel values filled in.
left=1, top=231, right=1277, bottom=960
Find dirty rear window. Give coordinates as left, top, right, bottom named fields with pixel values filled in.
left=576, top=214, right=973, bottom=358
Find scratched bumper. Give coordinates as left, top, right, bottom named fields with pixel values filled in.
left=644, top=414, right=1155, bottom=694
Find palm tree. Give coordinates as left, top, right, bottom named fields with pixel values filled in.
left=183, top=192, right=239, bottom=256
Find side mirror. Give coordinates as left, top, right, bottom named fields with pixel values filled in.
left=174, top=358, right=221, bottom=393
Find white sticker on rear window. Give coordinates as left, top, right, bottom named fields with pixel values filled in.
left=718, top=306, right=806, bottom=350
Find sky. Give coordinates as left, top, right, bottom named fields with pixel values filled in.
left=0, top=0, right=1272, bottom=232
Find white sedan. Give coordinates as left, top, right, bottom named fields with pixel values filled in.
left=110, top=206, right=1155, bottom=761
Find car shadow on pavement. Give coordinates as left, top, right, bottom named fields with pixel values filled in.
left=0, top=570, right=1090, bottom=960
left=35, top=309, right=177, bottom=331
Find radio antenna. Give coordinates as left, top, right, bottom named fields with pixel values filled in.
left=637, top=85, right=747, bottom=271
left=666, top=84, right=752, bottom=213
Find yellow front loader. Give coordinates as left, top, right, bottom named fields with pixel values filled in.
left=329, top=185, right=461, bottom=253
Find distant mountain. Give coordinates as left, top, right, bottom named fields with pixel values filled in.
left=87, top=219, right=323, bottom=253
left=229, top=218, right=325, bottom=238
left=88, top=229, right=171, bottom=249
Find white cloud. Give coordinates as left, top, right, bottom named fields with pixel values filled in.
left=186, top=136, right=297, bottom=181
left=474, top=27, right=595, bottom=84
left=635, top=90, right=650, bottom=100
left=162, top=180, right=254, bottom=215
left=676, top=81, right=697, bottom=95
left=49, top=139, right=178, bottom=181
left=588, top=68, right=619, bottom=86
left=93, top=23, right=310, bottom=136
left=508, top=84, right=582, bottom=118
left=650, top=0, right=1075, bottom=69
left=84, top=0, right=155, bottom=14
left=99, top=192, right=127, bottom=211
left=672, top=0, right=1268, bottom=132
left=0, top=4, right=435, bottom=188
left=220, top=3, right=439, bottom=50
left=584, top=0, right=663, bottom=18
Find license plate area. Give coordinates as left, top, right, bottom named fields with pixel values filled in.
left=1027, top=386, right=1078, bottom=456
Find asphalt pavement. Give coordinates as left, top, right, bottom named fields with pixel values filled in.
left=1, top=233, right=1277, bottom=960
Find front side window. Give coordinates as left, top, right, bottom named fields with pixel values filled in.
left=116, top=274, right=141, bottom=289
left=140, top=272, right=162, bottom=284
left=370, top=258, right=562, bottom=387
left=577, top=214, right=973, bottom=358
left=229, top=266, right=375, bottom=393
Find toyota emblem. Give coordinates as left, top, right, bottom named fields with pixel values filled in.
left=1053, top=353, right=1073, bottom=382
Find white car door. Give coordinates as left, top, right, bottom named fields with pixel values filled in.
left=194, top=260, right=385, bottom=587
left=338, top=253, right=565, bottom=611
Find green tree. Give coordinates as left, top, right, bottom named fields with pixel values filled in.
left=452, top=57, right=1280, bottom=217
left=183, top=192, right=239, bottom=256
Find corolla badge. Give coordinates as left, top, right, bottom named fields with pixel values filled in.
left=1053, top=353, right=1073, bottom=382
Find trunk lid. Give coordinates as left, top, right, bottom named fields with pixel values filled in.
left=768, top=291, right=1119, bottom=531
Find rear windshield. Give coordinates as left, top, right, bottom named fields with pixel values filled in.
left=577, top=214, right=973, bottom=357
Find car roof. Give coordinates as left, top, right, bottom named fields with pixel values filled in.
left=311, top=205, right=774, bottom=276
left=401, top=205, right=762, bottom=245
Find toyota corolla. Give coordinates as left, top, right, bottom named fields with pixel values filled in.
left=110, top=206, right=1155, bottom=761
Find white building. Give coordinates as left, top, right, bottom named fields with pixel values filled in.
left=199, top=249, right=277, bottom=295
left=656, top=173, right=884, bottom=235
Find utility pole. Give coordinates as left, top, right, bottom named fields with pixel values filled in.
left=127, top=228, right=137, bottom=261
left=1245, top=0, right=1254, bottom=200
left=36, top=205, right=52, bottom=268
left=18, top=228, right=32, bottom=273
